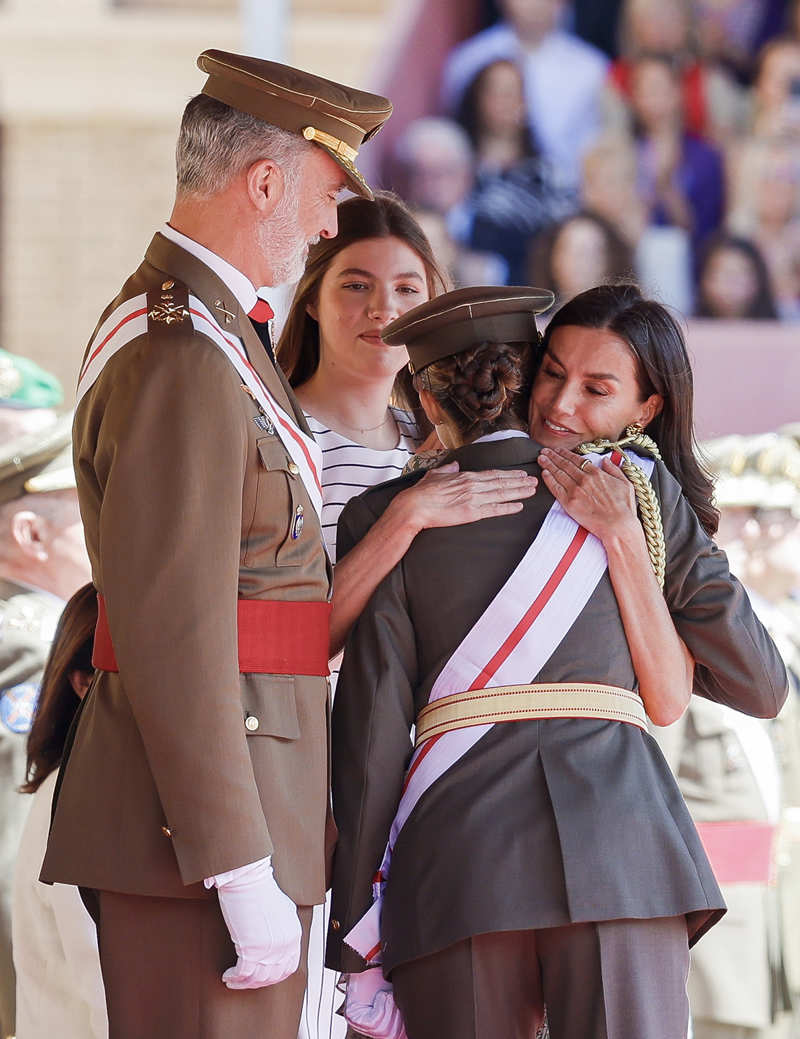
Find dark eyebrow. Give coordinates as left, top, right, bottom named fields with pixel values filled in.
left=337, top=267, right=424, bottom=281
left=545, top=345, right=621, bottom=383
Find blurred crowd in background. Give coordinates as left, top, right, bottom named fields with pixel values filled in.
left=382, top=0, right=800, bottom=321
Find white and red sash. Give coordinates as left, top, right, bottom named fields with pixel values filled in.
left=76, top=293, right=324, bottom=518
left=344, top=448, right=656, bottom=964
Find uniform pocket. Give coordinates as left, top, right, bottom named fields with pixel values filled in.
left=244, top=438, right=307, bottom=567
left=240, top=674, right=301, bottom=740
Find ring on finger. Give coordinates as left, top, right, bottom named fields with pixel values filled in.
left=579, top=458, right=592, bottom=473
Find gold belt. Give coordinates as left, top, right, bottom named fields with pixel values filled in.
left=415, top=682, right=648, bottom=746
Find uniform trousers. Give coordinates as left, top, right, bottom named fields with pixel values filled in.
left=391, top=916, right=690, bottom=1039
left=82, top=889, right=312, bottom=1039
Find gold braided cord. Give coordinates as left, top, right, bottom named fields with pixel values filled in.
left=576, top=429, right=666, bottom=590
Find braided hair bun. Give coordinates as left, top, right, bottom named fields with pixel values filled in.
left=418, top=340, right=533, bottom=436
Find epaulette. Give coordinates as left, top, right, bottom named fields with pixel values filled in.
left=145, top=279, right=192, bottom=335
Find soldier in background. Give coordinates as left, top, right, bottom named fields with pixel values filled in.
left=0, top=348, right=62, bottom=442
left=0, top=414, right=91, bottom=1038
left=654, top=432, right=800, bottom=1039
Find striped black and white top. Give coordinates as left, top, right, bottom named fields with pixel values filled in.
left=306, top=407, right=421, bottom=564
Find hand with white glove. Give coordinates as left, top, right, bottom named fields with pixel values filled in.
left=344, top=967, right=408, bottom=1039
left=204, top=855, right=302, bottom=989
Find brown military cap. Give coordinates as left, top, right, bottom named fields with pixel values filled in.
left=382, top=285, right=555, bottom=373
left=197, top=49, right=392, bottom=200
left=0, top=412, right=75, bottom=506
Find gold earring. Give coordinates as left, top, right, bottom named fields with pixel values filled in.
left=625, top=422, right=644, bottom=436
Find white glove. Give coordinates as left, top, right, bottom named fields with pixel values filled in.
left=344, top=967, right=408, bottom=1039
left=204, top=855, right=302, bottom=989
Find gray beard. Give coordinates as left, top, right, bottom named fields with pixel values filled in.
left=258, top=188, right=317, bottom=287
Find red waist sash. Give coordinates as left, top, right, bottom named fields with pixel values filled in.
left=92, top=593, right=331, bottom=677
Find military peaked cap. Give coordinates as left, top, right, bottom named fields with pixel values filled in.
left=382, top=286, right=555, bottom=373
left=0, top=412, right=75, bottom=505
left=197, top=49, right=392, bottom=200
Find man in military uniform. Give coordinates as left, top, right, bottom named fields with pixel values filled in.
left=0, top=347, right=62, bottom=441
left=0, top=413, right=90, bottom=1038
left=40, top=51, right=393, bottom=1039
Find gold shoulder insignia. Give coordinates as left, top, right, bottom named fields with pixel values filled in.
left=147, top=281, right=190, bottom=328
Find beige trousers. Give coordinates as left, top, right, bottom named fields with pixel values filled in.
left=84, top=889, right=311, bottom=1039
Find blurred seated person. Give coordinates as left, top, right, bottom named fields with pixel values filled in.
left=0, top=350, right=62, bottom=442
left=12, top=583, right=107, bottom=1039
left=695, top=0, right=788, bottom=86
left=581, top=136, right=694, bottom=312
left=728, top=137, right=800, bottom=319
left=604, top=0, right=746, bottom=145
left=528, top=210, right=633, bottom=315
left=695, top=233, right=779, bottom=319
left=629, top=52, right=725, bottom=264
left=440, top=0, right=609, bottom=186
left=409, top=208, right=509, bottom=288
left=749, top=36, right=800, bottom=139
left=389, top=117, right=477, bottom=246
left=454, top=58, right=577, bottom=282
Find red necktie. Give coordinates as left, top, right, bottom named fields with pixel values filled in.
left=249, top=299, right=274, bottom=322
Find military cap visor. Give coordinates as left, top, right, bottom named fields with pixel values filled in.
left=0, top=413, right=75, bottom=506
left=197, top=50, right=392, bottom=200
left=382, top=286, right=556, bottom=372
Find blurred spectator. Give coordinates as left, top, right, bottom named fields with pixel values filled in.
left=12, top=583, right=107, bottom=1039
left=581, top=134, right=694, bottom=312
left=750, top=36, right=800, bottom=138
left=409, top=208, right=509, bottom=288
left=0, top=350, right=62, bottom=443
left=695, top=232, right=779, bottom=319
left=454, top=58, right=576, bottom=281
left=441, top=0, right=609, bottom=186
left=695, top=0, right=789, bottom=85
left=389, top=117, right=477, bottom=242
left=605, top=0, right=746, bottom=145
left=629, top=52, right=725, bottom=261
left=528, top=210, right=633, bottom=311
left=728, top=138, right=800, bottom=319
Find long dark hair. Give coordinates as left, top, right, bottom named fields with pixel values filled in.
left=542, top=283, right=719, bottom=535
left=455, top=59, right=538, bottom=158
left=696, top=232, right=778, bottom=319
left=21, top=583, right=96, bottom=794
left=277, top=191, right=448, bottom=417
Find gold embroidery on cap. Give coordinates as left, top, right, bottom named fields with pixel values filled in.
left=302, top=126, right=358, bottom=162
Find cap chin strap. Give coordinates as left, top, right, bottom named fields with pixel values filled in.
left=576, top=427, right=666, bottom=589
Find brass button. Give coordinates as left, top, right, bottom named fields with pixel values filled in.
left=331, top=918, right=340, bottom=931
left=161, top=279, right=175, bottom=291
left=161, top=825, right=173, bottom=838
left=287, top=461, right=300, bottom=476
left=245, top=715, right=260, bottom=732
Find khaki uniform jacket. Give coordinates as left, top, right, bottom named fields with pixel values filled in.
left=41, top=234, right=332, bottom=906
left=327, top=436, right=788, bottom=975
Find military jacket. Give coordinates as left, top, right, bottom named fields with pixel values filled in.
left=41, top=234, right=333, bottom=905
left=327, top=436, right=788, bottom=974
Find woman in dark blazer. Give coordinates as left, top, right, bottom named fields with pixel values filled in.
left=327, top=284, right=788, bottom=1039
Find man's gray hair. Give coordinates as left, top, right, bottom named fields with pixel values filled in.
left=176, top=94, right=314, bottom=197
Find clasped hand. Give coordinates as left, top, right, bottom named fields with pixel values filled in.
left=204, top=856, right=301, bottom=989
left=537, top=448, right=638, bottom=542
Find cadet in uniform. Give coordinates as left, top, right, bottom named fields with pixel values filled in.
left=40, top=51, right=392, bottom=1039
left=328, top=285, right=788, bottom=1039
left=0, top=413, right=90, bottom=1039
